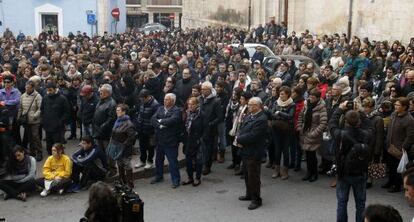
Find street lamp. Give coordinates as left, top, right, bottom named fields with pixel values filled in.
left=248, top=0, right=251, bottom=30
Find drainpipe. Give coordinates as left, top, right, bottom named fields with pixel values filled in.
left=284, top=0, right=288, bottom=25
left=347, top=0, right=353, bottom=39
left=248, top=0, right=251, bottom=30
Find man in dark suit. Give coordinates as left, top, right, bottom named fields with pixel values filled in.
left=236, top=97, right=268, bottom=210
left=150, top=93, right=182, bottom=188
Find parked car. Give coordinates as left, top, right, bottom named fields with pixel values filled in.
left=138, top=23, right=167, bottom=35
left=229, top=43, right=278, bottom=61
left=263, top=55, right=320, bottom=75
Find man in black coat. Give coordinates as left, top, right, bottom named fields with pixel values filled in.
left=150, top=93, right=182, bottom=188
left=174, top=68, right=197, bottom=107
left=200, top=81, right=223, bottom=175
left=134, top=89, right=160, bottom=169
left=79, top=85, right=98, bottom=137
left=41, top=82, right=70, bottom=155
left=92, top=84, right=117, bottom=177
left=236, top=97, right=268, bottom=210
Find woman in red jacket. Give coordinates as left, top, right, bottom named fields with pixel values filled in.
left=291, top=86, right=305, bottom=171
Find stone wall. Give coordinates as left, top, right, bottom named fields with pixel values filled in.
left=182, top=0, right=414, bottom=44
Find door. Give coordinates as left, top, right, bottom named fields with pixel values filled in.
left=41, top=14, right=58, bottom=35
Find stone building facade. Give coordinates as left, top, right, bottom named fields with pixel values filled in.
left=182, top=0, right=414, bottom=43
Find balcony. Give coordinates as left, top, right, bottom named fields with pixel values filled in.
left=148, top=0, right=182, bottom=5
left=126, top=0, right=141, bottom=4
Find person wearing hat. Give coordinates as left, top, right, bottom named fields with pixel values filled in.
left=40, top=82, right=71, bottom=155
left=134, top=89, right=160, bottom=169
left=79, top=85, right=98, bottom=137
left=0, top=74, right=21, bottom=144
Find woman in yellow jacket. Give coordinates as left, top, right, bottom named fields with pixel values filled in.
left=37, top=143, right=72, bottom=197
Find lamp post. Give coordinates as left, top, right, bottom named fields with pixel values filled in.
left=347, top=0, right=353, bottom=39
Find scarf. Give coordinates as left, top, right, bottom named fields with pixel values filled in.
left=14, top=155, right=30, bottom=175
left=277, top=97, right=293, bottom=107
left=303, top=100, right=318, bottom=133
left=113, top=115, right=130, bottom=129
left=185, top=108, right=200, bottom=133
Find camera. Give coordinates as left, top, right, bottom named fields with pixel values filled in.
left=113, top=182, right=144, bottom=222
left=346, top=101, right=355, bottom=110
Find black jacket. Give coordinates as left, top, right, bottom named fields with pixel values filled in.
left=184, top=109, right=204, bottom=154
left=151, top=105, right=182, bottom=146
left=41, top=93, right=70, bottom=132
left=329, top=108, right=371, bottom=178
left=111, top=116, right=136, bottom=157
left=135, top=97, right=160, bottom=135
left=72, top=145, right=108, bottom=172
left=236, top=111, right=268, bottom=158
left=80, top=94, right=98, bottom=125
left=200, top=93, right=223, bottom=138
left=174, top=78, right=197, bottom=107
left=92, top=97, right=117, bottom=139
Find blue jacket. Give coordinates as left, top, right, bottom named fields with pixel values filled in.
left=72, top=145, right=108, bottom=172
left=151, top=105, right=182, bottom=146
left=0, top=87, right=21, bottom=117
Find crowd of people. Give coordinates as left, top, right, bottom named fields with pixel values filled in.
left=0, top=20, right=414, bottom=221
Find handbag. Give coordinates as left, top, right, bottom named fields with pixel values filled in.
left=18, top=94, right=37, bottom=126
left=368, top=162, right=386, bottom=179
left=387, top=144, right=403, bottom=159
left=106, top=139, right=124, bottom=160
left=397, top=150, right=409, bottom=173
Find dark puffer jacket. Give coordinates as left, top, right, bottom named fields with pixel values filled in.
left=200, top=91, right=223, bottom=138
left=111, top=116, right=136, bottom=157
left=92, top=97, right=117, bottom=139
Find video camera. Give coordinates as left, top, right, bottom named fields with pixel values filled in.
left=113, top=182, right=144, bottom=222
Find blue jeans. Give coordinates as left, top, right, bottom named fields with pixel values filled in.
left=336, top=174, right=366, bottom=222
left=155, top=144, right=181, bottom=185
left=82, top=123, right=93, bottom=137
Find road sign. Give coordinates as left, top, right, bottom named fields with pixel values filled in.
left=169, top=14, right=175, bottom=20
left=87, top=14, right=96, bottom=25
left=111, top=8, right=120, bottom=21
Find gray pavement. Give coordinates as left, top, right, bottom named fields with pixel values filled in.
left=0, top=135, right=413, bottom=221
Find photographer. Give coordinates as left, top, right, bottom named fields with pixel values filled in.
left=329, top=100, right=372, bottom=222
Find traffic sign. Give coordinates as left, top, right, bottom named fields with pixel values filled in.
left=169, top=14, right=175, bottom=20
left=87, top=14, right=96, bottom=25
left=111, top=8, right=120, bottom=21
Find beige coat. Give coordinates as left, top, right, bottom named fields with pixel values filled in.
left=298, top=99, right=328, bottom=151
left=17, top=91, right=42, bottom=124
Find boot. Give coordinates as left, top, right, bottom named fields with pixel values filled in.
left=302, top=172, right=311, bottom=181
left=272, top=165, right=280, bottom=179
left=280, top=167, right=289, bottom=180
left=125, top=169, right=134, bottom=189
left=217, top=152, right=225, bottom=163
left=330, top=177, right=337, bottom=188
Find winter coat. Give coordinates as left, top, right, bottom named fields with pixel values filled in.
left=135, top=97, right=159, bottom=135
left=200, top=91, right=223, bottom=138
left=298, top=99, right=328, bottom=151
left=71, top=145, right=108, bottom=172
left=0, top=87, right=21, bottom=117
left=151, top=105, right=182, bottom=146
left=174, top=78, right=197, bottom=107
left=386, top=111, right=414, bottom=152
left=17, top=91, right=42, bottom=124
left=110, top=116, right=136, bottom=158
left=236, top=111, right=268, bottom=158
left=41, top=93, right=70, bottom=132
left=92, top=97, right=117, bottom=139
left=184, top=109, right=204, bottom=155
left=366, top=112, right=384, bottom=160
left=80, top=94, right=98, bottom=125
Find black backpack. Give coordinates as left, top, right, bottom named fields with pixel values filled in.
left=339, top=132, right=370, bottom=176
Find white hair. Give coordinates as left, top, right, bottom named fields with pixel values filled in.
left=249, top=97, right=263, bottom=105
left=201, top=81, right=213, bottom=90
left=165, top=93, right=176, bottom=103
left=100, top=84, right=112, bottom=95
left=272, top=77, right=282, bottom=85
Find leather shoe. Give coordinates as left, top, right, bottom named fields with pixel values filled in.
left=171, top=184, right=180, bottom=189
left=302, top=174, right=311, bottom=181
left=387, top=185, right=401, bottom=193
left=202, top=168, right=211, bottom=175
left=238, top=195, right=252, bottom=201
left=150, top=178, right=163, bottom=184
left=248, top=202, right=262, bottom=210
left=308, top=175, right=318, bottom=182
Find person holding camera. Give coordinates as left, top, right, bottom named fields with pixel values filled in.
left=329, top=101, right=372, bottom=222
